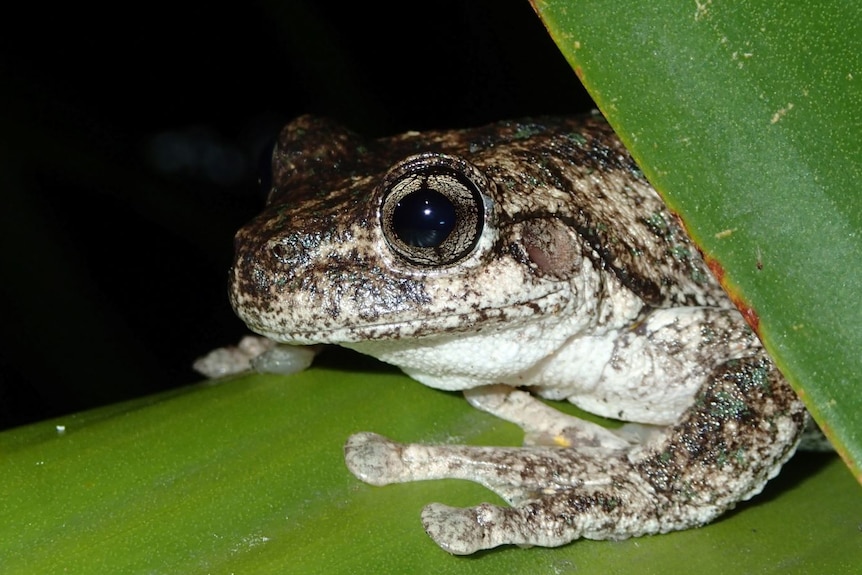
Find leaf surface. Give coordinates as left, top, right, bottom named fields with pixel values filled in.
left=1, top=364, right=859, bottom=573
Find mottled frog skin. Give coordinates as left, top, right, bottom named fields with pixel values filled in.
left=228, top=114, right=806, bottom=554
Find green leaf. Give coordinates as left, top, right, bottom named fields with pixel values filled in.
left=1, top=362, right=860, bottom=574
left=531, top=0, right=862, bottom=479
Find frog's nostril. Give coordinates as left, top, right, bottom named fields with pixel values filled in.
left=270, top=241, right=297, bottom=264
left=268, top=233, right=319, bottom=267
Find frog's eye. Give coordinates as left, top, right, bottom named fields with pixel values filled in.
left=380, top=154, right=489, bottom=267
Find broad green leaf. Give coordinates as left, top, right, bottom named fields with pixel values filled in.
left=1, top=362, right=860, bottom=574
left=531, top=0, right=862, bottom=479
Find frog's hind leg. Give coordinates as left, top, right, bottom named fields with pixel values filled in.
left=463, top=384, right=633, bottom=450
left=345, top=432, right=641, bottom=553
left=344, top=355, right=807, bottom=554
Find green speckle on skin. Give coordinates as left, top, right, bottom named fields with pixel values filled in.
left=711, top=391, right=749, bottom=420
left=565, top=132, right=588, bottom=146
left=645, top=212, right=669, bottom=234
left=690, top=268, right=710, bottom=284
left=670, top=244, right=691, bottom=262
left=513, top=125, right=545, bottom=139
left=749, top=363, right=771, bottom=394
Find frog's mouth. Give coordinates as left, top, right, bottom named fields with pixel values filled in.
left=236, top=287, right=573, bottom=346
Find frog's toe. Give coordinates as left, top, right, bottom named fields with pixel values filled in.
left=421, top=502, right=509, bottom=555
left=343, top=432, right=404, bottom=486
left=422, top=500, right=583, bottom=554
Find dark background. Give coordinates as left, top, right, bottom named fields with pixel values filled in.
left=0, top=0, right=595, bottom=430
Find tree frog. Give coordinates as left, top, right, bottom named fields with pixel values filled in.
left=209, top=114, right=808, bottom=554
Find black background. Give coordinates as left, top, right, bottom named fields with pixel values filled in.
left=0, top=1, right=595, bottom=429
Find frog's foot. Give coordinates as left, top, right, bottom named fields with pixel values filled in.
left=250, top=342, right=320, bottom=375
left=421, top=502, right=576, bottom=555
left=420, top=496, right=651, bottom=555
left=193, top=335, right=276, bottom=378
left=464, top=385, right=632, bottom=449
left=345, top=431, right=626, bottom=502
left=344, top=432, right=413, bottom=486
left=194, top=336, right=321, bottom=379
left=345, top=357, right=807, bottom=554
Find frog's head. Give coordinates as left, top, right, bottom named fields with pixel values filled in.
left=229, top=116, right=602, bottom=345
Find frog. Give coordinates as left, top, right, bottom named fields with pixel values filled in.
left=220, top=113, right=808, bottom=554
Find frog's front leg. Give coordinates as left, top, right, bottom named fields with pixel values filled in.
left=344, top=354, right=806, bottom=554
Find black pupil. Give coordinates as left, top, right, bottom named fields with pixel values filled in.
left=392, top=188, right=457, bottom=248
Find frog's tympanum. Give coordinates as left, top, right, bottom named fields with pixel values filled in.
left=226, top=115, right=806, bottom=554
